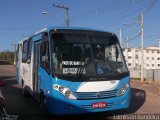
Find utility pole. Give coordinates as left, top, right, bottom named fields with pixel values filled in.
left=119, top=29, right=123, bottom=48
left=126, top=36, right=129, bottom=64
left=140, top=13, right=144, bottom=82
left=53, top=4, right=69, bottom=27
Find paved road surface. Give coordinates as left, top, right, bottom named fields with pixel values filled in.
left=0, top=65, right=160, bottom=120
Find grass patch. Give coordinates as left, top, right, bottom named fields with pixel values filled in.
left=131, top=78, right=141, bottom=80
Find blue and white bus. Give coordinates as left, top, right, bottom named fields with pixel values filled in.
left=16, top=26, right=130, bottom=115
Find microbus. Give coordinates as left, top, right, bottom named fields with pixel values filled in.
left=16, top=27, right=130, bottom=115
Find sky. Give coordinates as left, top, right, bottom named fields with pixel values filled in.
left=0, top=0, right=160, bottom=51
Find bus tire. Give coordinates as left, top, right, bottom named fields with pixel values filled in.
left=22, top=86, right=28, bottom=96
left=22, top=80, right=29, bottom=97
left=39, top=89, right=52, bottom=118
left=39, top=89, right=45, bottom=111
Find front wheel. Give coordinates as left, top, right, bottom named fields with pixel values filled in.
left=39, top=91, right=52, bottom=117
left=39, top=90, right=46, bottom=112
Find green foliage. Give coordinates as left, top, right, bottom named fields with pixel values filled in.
left=0, top=51, right=14, bottom=64
left=131, top=78, right=141, bottom=80
left=0, top=53, right=3, bottom=60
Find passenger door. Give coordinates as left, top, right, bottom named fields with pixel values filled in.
left=38, top=32, right=50, bottom=96
left=33, top=42, right=40, bottom=95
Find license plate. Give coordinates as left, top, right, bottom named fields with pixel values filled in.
left=92, top=102, right=107, bottom=109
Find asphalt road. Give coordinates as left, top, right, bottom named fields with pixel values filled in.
left=0, top=65, right=160, bottom=120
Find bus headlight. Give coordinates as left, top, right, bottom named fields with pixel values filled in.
left=53, top=84, right=77, bottom=100
left=118, top=82, right=130, bottom=96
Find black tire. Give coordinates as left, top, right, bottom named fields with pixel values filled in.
left=22, top=86, right=29, bottom=96
left=39, top=90, right=45, bottom=111
left=39, top=91, right=53, bottom=117
left=22, top=80, right=29, bottom=97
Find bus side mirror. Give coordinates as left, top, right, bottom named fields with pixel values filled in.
left=41, top=56, right=48, bottom=63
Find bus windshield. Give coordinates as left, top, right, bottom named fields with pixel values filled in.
left=51, top=32, right=128, bottom=80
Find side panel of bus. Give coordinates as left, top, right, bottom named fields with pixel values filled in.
left=20, top=39, right=33, bottom=94
left=19, top=33, right=46, bottom=96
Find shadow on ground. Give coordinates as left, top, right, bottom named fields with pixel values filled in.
left=0, top=76, right=17, bottom=86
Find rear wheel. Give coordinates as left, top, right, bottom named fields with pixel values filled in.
left=22, top=80, right=29, bottom=96
left=22, top=86, right=28, bottom=96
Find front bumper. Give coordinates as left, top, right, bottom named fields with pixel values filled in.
left=46, top=87, right=131, bottom=115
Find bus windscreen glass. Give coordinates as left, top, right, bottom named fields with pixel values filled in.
left=51, top=32, right=128, bottom=79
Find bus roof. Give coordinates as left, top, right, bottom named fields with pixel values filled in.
left=19, top=26, right=115, bottom=42
left=34, top=26, right=114, bottom=35
left=47, top=26, right=114, bottom=34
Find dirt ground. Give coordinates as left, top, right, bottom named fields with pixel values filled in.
left=130, top=80, right=160, bottom=114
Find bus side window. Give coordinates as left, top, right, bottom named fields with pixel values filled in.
left=27, top=38, right=32, bottom=63
left=16, top=44, right=19, bottom=63
left=22, top=40, right=28, bottom=63
left=40, top=33, right=50, bottom=73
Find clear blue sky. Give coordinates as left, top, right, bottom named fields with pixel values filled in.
left=0, top=0, right=159, bottom=51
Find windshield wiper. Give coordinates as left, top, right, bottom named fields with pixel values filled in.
left=76, top=60, right=84, bottom=79
left=76, top=47, right=86, bottom=79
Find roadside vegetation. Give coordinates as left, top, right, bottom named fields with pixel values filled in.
left=0, top=51, right=14, bottom=65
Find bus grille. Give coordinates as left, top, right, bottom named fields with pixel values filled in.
left=75, top=89, right=118, bottom=100
left=81, top=102, right=114, bottom=110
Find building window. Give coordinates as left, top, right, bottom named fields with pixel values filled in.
left=128, top=56, right=131, bottom=59
left=147, top=64, right=149, bottom=67
left=152, top=51, right=154, bottom=53
left=146, top=50, right=149, bottom=53
left=128, top=49, right=131, bottom=52
left=157, top=58, right=160, bottom=60
left=152, top=57, right=154, bottom=60
left=146, top=57, right=149, bottom=60
left=152, top=64, right=154, bottom=67
left=128, top=63, right=132, bottom=66
left=158, top=64, right=160, bottom=67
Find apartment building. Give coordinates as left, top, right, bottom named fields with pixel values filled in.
left=123, top=46, right=160, bottom=70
